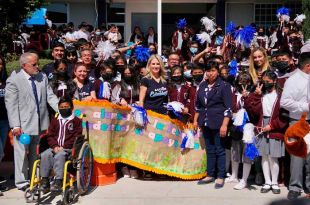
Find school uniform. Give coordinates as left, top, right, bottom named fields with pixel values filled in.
left=244, top=91, right=288, bottom=158
left=230, top=90, right=252, bottom=164
left=167, top=83, right=191, bottom=122
left=195, top=77, right=232, bottom=179
left=40, top=114, right=82, bottom=179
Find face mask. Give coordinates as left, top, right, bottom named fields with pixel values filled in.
left=258, top=32, right=264, bottom=36
left=190, top=47, right=198, bottom=54
left=192, top=74, right=204, bottom=83
left=102, top=73, right=113, bottom=81
left=263, top=82, right=274, bottom=92
left=184, top=70, right=192, bottom=81
left=116, top=65, right=125, bottom=72
left=216, top=30, right=223, bottom=36
left=171, top=76, right=182, bottom=83
left=56, top=70, right=67, bottom=78
left=272, top=61, right=290, bottom=73
left=123, top=76, right=133, bottom=84
left=59, top=108, right=72, bottom=118
left=95, top=31, right=101, bottom=35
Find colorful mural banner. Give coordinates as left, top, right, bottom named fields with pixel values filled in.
left=74, top=100, right=207, bottom=180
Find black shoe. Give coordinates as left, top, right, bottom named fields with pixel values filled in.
left=0, top=184, right=9, bottom=192
left=287, top=190, right=301, bottom=200
left=197, top=177, right=215, bottom=185
left=18, top=184, right=30, bottom=192
left=214, top=179, right=225, bottom=189
left=51, top=179, right=62, bottom=192
left=260, top=184, right=271, bottom=193
left=271, top=184, right=281, bottom=194
left=41, top=177, right=50, bottom=192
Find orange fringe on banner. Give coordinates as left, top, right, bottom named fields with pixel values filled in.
left=94, top=157, right=207, bottom=180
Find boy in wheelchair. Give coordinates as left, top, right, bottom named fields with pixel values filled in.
left=40, top=96, right=82, bottom=192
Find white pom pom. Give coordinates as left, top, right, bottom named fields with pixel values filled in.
left=233, top=108, right=246, bottom=126
left=94, top=40, right=116, bottom=61
left=242, top=123, right=255, bottom=144
left=200, top=16, right=216, bottom=32
left=282, top=15, right=290, bottom=23
left=295, top=14, right=306, bottom=25
left=167, top=101, right=184, bottom=113
left=196, top=32, right=211, bottom=44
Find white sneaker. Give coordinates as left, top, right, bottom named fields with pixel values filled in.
left=234, top=179, right=247, bottom=190
left=225, top=176, right=239, bottom=183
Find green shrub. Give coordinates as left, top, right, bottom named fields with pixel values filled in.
left=6, top=58, right=53, bottom=76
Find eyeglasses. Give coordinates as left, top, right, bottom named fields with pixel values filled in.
left=28, top=63, right=39, bottom=67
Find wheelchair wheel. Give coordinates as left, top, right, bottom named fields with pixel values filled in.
left=76, top=142, right=93, bottom=195
left=24, top=187, right=41, bottom=203
left=62, top=187, right=75, bottom=205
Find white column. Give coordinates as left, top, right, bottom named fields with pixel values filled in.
left=157, top=0, right=162, bottom=56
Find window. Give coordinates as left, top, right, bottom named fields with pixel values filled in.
left=255, top=2, right=302, bottom=30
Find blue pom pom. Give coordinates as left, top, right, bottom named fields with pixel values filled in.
left=134, top=46, right=151, bottom=63
left=180, top=136, right=188, bottom=149
left=277, top=7, right=290, bottom=17
left=228, top=59, right=238, bottom=77
left=235, top=25, right=256, bottom=48
left=226, top=21, right=236, bottom=35
left=19, top=133, right=31, bottom=145
left=236, top=111, right=249, bottom=132
left=245, top=143, right=259, bottom=160
left=177, top=18, right=187, bottom=29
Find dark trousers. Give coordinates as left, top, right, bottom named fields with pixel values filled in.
left=202, top=127, right=226, bottom=179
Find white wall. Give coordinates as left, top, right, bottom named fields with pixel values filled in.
left=68, top=2, right=97, bottom=28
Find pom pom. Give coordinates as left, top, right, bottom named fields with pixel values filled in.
left=242, top=123, right=255, bottom=144
left=94, top=40, right=116, bottom=61
left=245, top=143, right=260, bottom=160
left=228, top=59, right=238, bottom=77
left=134, top=46, right=150, bottom=63
left=167, top=101, right=184, bottom=119
left=277, top=7, right=290, bottom=18
left=234, top=25, right=256, bottom=48
left=196, top=32, right=211, bottom=44
left=226, top=21, right=236, bottom=35
left=131, top=104, right=149, bottom=128
left=200, top=16, right=216, bottom=32
left=19, top=133, right=31, bottom=145
left=233, top=108, right=249, bottom=132
left=177, top=18, right=187, bottom=29
left=181, top=128, right=195, bottom=150
left=295, top=14, right=306, bottom=25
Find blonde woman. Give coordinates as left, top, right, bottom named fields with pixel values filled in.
left=139, top=54, right=168, bottom=114
left=248, top=47, right=270, bottom=85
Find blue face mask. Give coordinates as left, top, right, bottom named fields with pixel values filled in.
left=190, top=47, right=198, bottom=54
left=95, top=32, right=101, bottom=35
left=184, top=70, right=192, bottom=79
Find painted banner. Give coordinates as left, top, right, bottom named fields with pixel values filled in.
left=74, top=100, right=207, bottom=180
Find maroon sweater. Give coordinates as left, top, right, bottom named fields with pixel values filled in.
left=243, top=92, right=288, bottom=140
left=47, top=115, right=83, bottom=149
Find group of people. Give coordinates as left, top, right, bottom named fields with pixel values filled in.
left=0, top=9, right=309, bottom=201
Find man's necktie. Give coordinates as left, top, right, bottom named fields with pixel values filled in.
left=29, top=77, right=40, bottom=115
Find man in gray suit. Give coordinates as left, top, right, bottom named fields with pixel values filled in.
left=5, top=52, right=58, bottom=190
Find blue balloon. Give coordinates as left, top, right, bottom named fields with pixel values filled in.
left=19, top=133, right=31, bottom=145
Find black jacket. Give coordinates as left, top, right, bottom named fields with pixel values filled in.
left=195, top=78, right=232, bottom=129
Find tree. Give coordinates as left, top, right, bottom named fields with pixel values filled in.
left=302, top=0, right=310, bottom=40
left=0, top=0, right=48, bottom=54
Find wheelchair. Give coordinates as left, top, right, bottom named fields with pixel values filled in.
left=24, top=133, right=93, bottom=204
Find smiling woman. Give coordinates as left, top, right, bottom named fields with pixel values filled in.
left=139, top=55, right=168, bottom=115
left=248, top=47, right=270, bottom=85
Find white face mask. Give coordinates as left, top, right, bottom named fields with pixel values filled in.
left=184, top=70, right=192, bottom=79
left=190, top=47, right=198, bottom=54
